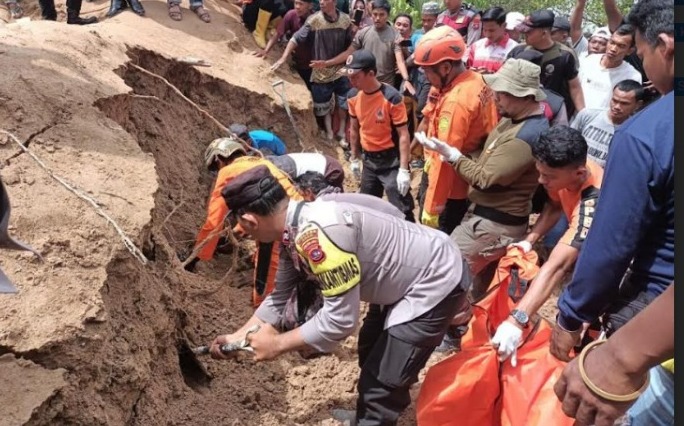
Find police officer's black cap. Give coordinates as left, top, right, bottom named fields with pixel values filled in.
left=221, top=165, right=279, bottom=212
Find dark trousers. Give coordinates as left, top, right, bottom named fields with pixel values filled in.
left=356, top=266, right=470, bottom=425
left=360, top=164, right=415, bottom=223
left=296, top=67, right=313, bottom=93
left=40, top=0, right=83, bottom=19
left=416, top=172, right=468, bottom=234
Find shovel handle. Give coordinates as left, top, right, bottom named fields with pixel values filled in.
left=191, top=342, right=248, bottom=356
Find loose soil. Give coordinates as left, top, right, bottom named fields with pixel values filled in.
left=0, top=4, right=560, bottom=425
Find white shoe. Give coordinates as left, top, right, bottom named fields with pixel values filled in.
left=338, top=137, right=349, bottom=149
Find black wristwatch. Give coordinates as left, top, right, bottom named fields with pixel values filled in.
left=510, top=309, right=530, bottom=328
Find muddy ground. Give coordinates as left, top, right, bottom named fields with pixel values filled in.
left=0, top=4, right=561, bottom=425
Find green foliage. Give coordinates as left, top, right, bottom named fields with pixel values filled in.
left=390, top=0, right=633, bottom=30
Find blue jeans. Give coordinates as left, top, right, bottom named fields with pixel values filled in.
left=543, top=215, right=568, bottom=250
left=625, top=366, right=674, bottom=425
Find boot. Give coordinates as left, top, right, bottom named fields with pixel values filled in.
left=106, top=0, right=127, bottom=18
left=67, top=0, right=98, bottom=24
left=252, top=8, right=272, bottom=49
left=127, top=0, right=145, bottom=16
left=38, top=0, right=57, bottom=20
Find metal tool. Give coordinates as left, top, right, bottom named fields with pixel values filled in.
left=271, top=80, right=305, bottom=149
left=0, top=178, right=43, bottom=294
left=192, top=324, right=261, bottom=356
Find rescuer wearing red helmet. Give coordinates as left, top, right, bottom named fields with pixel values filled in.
left=412, top=25, right=498, bottom=237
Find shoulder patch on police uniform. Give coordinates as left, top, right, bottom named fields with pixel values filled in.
left=294, top=222, right=361, bottom=297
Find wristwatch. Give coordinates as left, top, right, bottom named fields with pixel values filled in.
left=509, top=309, right=530, bottom=328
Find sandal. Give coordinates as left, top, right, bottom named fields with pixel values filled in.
left=8, top=2, right=24, bottom=19
left=168, top=3, right=182, bottom=21
left=191, top=5, right=210, bottom=23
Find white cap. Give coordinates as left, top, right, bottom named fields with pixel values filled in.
left=505, top=12, right=525, bottom=31
left=590, top=26, right=612, bottom=41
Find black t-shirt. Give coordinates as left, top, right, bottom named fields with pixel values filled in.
left=508, top=42, right=580, bottom=117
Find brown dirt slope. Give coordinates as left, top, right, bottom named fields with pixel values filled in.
left=0, top=4, right=379, bottom=426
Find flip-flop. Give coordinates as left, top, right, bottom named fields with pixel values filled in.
left=168, top=3, right=182, bottom=21
left=191, top=5, right=210, bottom=23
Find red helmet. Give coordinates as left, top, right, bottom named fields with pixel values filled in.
left=414, top=25, right=467, bottom=66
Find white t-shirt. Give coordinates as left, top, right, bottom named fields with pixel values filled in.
left=578, top=54, right=642, bottom=110
left=570, top=108, right=617, bottom=167
left=573, top=36, right=590, bottom=60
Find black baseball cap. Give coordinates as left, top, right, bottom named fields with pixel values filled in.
left=552, top=16, right=571, bottom=32
left=221, top=165, right=280, bottom=212
left=339, top=49, right=376, bottom=75
left=516, top=10, right=555, bottom=33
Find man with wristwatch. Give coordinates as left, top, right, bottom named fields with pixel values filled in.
left=489, top=125, right=603, bottom=366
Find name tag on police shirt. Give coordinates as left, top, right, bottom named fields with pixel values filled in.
left=295, top=222, right=361, bottom=297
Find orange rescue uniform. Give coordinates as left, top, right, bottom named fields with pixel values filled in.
left=195, top=155, right=302, bottom=307
left=421, top=69, right=498, bottom=217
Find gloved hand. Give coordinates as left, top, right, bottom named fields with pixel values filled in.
left=421, top=209, right=439, bottom=228
left=396, top=168, right=411, bottom=196
left=414, top=131, right=462, bottom=163
left=491, top=320, right=523, bottom=367
left=350, top=159, right=362, bottom=179
left=508, top=240, right=533, bottom=254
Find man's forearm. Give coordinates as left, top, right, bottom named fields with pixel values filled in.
left=279, top=40, right=298, bottom=61
left=599, top=284, right=674, bottom=378
left=349, top=119, right=361, bottom=158
left=327, top=45, right=356, bottom=66
left=570, top=0, right=586, bottom=44
left=602, top=0, right=624, bottom=32
left=235, top=313, right=267, bottom=338
left=263, top=31, right=281, bottom=54
left=526, top=202, right=563, bottom=245
left=273, top=327, right=309, bottom=356
left=395, top=51, right=410, bottom=81
left=516, top=243, right=578, bottom=317
left=398, top=126, right=410, bottom=169
left=569, top=78, right=585, bottom=112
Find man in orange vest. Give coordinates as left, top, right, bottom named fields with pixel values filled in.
left=413, top=25, right=498, bottom=234
left=185, top=137, right=302, bottom=307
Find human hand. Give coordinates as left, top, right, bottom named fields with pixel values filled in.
left=270, top=57, right=286, bottom=71
left=403, top=80, right=416, bottom=96
left=246, top=323, right=282, bottom=361
left=550, top=321, right=582, bottom=362
left=553, top=343, right=645, bottom=426
left=209, top=333, right=240, bottom=360
left=309, top=60, right=328, bottom=69
left=421, top=209, right=439, bottom=228
left=491, top=319, right=523, bottom=366
left=253, top=49, right=268, bottom=58
left=414, top=131, right=462, bottom=163
left=396, top=168, right=411, bottom=196
left=508, top=240, right=532, bottom=254
left=350, top=159, right=362, bottom=179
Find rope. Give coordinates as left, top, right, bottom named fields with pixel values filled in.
left=0, top=129, right=149, bottom=265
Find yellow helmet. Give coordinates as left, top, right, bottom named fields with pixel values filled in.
left=204, top=137, right=245, bottom=170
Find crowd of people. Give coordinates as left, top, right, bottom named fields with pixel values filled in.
left=186, top=0, right=673, bottom=424
left=7, top=0, right=673, bottom=424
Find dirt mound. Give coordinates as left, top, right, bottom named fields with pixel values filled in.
left=0, top=6, right=395, bottom=425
